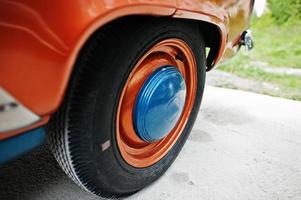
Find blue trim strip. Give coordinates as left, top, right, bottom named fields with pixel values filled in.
left=0, top=127, right=46, bottom=164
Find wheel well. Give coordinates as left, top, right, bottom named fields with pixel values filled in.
left=82, top=15, right=221, bottom=71
left=196, top=21, right=221, bottom=71
left=48, top=15, right=222, bottom=124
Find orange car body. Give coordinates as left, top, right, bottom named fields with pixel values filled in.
left=0, top=0, right=254, bottom=140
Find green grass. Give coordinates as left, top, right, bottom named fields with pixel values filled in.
left=246, top=14, right=301, bottom=68
left=219, top=54, right=301, bottom=101
left=217, top=14, right=301, bottom=101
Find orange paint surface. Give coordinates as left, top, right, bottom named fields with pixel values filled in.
left=0, top=0, right=254, bottom=139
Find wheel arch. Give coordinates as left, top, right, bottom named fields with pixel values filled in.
left=67, top=15, right=224, bottom=87
left=61, top=14, right=225, bottom=120
left=0, top=6, right=225, bottom=139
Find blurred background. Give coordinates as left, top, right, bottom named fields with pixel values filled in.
left=209, top=0, right=301, bottom=101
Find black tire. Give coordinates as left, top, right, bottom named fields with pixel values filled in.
left=48, top=17, right=206, bottom=198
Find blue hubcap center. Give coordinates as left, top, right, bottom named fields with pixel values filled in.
left=133, top=66, right=186, bottom=142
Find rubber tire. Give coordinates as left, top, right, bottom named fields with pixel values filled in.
left=48, top=17, right=206, bottom=198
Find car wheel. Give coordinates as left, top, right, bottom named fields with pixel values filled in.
left=48, top=17, right=206, bottom=198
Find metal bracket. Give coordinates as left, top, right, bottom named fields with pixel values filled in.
left=239, top=30, right=254, bottom=51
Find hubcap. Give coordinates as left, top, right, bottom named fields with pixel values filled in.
left=116, top=39, right=197, bottom=168
left=134, top=66, right=186, bottom=142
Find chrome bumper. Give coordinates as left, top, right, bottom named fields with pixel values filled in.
left=0, top=87, right=40, bottom=133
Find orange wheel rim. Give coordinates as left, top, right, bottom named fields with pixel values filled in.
left=116, top=39, right=197, bottom=168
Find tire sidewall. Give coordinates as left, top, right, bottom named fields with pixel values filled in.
left=71, top=19, right=206, bottom=195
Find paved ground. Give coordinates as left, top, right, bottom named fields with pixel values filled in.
left=1, top=86, right=301, bottom=200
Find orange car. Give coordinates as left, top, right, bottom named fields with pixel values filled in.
left=0, top=0, right=254, bottom=198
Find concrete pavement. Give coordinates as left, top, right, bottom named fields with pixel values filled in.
left=1, top=86, right=301, bottom=200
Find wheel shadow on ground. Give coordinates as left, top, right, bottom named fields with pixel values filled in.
left=0, top=144, right=61, bottom=199
left=0, top=144, right=102, bottom=200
